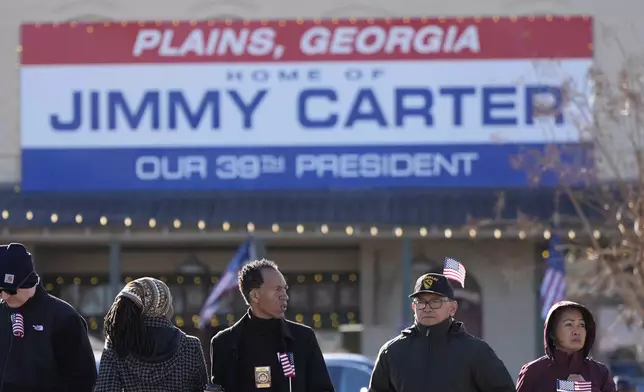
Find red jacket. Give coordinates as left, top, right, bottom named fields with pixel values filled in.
left=516, top=301, right=615, bottom=392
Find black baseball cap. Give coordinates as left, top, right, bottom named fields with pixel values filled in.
left=409, top=273, right=455, bottom=300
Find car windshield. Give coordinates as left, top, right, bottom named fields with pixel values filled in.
left=342, top=366, right=371, bottom=392
left=327, top=362, right=373, bottom=392
left=328, top=365, right=343, bottom=389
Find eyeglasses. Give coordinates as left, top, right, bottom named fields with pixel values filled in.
left=0, top=271, right=35, bottom=296
left=413, top=298, right=451, bottom=310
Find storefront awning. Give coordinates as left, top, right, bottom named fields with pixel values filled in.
left=0, top=188, right=568, bottom=229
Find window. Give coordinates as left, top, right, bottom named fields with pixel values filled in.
left=184, top=285, right=206, bottom=313
left=79, top=285, right=109, bottom=316
left=169, top=285, right=185, bottom=314
left=286, top=284, right=309, bottom=311
left=338, top=282, right=359, bottom=309
left=59, top=285, right=81, bottom=308
left=312, top=282, right=335, bottom=312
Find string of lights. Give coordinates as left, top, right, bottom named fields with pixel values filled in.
left=16, top=14, right=593, bottom=30
left=0, top=208, right=600, bottom=240
left=45, top=272, right=358, bottom=288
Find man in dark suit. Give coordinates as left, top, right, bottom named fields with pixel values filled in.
left=210, top=259, right=334, bottom=392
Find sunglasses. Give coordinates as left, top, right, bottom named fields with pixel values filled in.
left=0, top=271, right=35, bottom=295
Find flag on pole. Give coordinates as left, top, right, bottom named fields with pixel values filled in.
left=443, top=258, right=466, bottom=288
left=540, top=235, right=567, bottom=319
left=198, top=238, right=256, bottom=329
left=278, top=352, right=296, bottom=377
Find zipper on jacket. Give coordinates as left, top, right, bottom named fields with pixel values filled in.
left=425, top=328, right=432, bottom=379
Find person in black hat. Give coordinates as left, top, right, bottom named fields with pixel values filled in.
left=0, top=243, right=97, bottom=392
left=369, top=272, right=515, bottom=392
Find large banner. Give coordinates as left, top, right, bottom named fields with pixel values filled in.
left=20, top=17, right=593, bottom=191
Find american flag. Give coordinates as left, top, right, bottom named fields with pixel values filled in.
left=278, top=352, right=296, bottom=378
left=540, top=235, right=567, bottom=319
left=443, top=258, right=466, bottom=288
left=556, top=379, right=592, bottom=391
left=11, top=313, right=24, bottom=337
left=197, top=238, right=256, bottom=329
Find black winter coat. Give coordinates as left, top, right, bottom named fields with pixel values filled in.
left=369, top=319, right=515, bottom=392
left=95, top=317, right=208, bottom=392
left=0, top=285, right=97, bottom=392
left=210, top=311, right=334, bottom=392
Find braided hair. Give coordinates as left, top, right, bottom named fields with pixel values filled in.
left=103, top=296, right=154, bottom=359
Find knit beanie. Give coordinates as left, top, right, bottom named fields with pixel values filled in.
left=0, top=243, right=39, bottom=290
left=116, top=277, right=173, bottom=318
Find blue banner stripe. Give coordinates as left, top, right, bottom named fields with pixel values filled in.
left=21, top=144, right=587, bottom=191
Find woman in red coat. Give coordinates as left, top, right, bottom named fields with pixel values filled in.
left=516, top=301, right=615, bottom=392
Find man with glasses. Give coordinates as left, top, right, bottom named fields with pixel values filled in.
left=369, top=272, right=514, bottom=392
left=0, top=243, right=97, bottom=392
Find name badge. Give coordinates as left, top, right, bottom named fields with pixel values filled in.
left=255, top=366, right=271, bottom=388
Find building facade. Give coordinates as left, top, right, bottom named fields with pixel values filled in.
left=2, top=0, right=641, bottom=380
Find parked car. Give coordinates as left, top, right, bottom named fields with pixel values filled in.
left=324, top=353, right=374, bottom=392
left=94, top=347, right=376, bottom=392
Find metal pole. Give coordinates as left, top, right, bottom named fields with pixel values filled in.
left=108, top=241, right=122, bottom=300
left=401, top=237, right=412, bottom=326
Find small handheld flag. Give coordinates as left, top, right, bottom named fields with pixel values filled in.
left=556, top=380, right=592, bottom=391
left=278, top=352, right=296, bottom=378
left=443, top=258, right=466, bottom=288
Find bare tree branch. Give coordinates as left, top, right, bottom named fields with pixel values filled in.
left=510, top=57, right=644, bottom=332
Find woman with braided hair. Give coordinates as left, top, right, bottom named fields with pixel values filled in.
left=95, top=277, right=208, bottom=392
